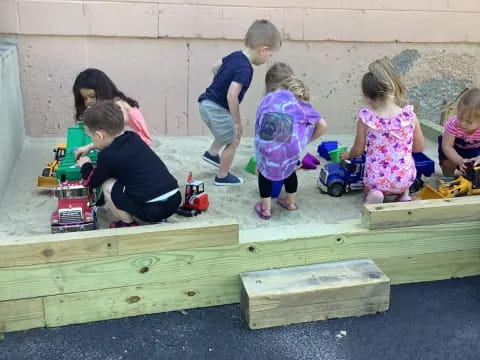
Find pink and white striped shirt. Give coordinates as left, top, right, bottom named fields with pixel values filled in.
left=445, top=116, right=480, bottom=149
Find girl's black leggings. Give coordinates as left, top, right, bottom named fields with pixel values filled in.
left=258, top=171, right=298, bottom=198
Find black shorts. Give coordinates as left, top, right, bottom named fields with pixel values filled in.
left=111, top=183, right=182, bottom=222
left=438, top=135, right=480, bottom=161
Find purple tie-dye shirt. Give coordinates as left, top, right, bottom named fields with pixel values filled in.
left=255, top=90, right=321, bottom=181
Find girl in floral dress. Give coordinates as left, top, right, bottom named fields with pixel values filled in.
left=341, top=59, right=425, bottom=204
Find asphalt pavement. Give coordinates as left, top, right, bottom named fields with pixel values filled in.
left=1, top=276, right=479, bottom=360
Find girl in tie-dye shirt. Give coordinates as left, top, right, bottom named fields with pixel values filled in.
left=254, top=63, right=327, bottom=219
left=341, top=59, right=425, bottom=204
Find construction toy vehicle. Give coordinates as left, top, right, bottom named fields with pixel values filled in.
left=409, top=152, right=435, bottom=193
left=318, top=152, right=435, bottom=197
left=37, top=142, right=66, bottom=189
left=56, top=122, right=98, bottom=181
left=418, top=164, right=480, bottom=199
left=51, top=180, right=98, bottom=233
left=49, top=123, right=101, bottom=233
left=176, top=173, right=209, bottom=217
left=318, top=155, right=365, bottom=197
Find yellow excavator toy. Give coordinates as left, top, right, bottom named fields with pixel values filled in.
left=418, top=164, right=480, bottom=199
left=37, top=142, right=66, bottom=189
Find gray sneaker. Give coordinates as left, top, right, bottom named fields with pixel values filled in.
left=214, top=172, right=244, bottom=186
left=202, top=151, right=220, bottom=168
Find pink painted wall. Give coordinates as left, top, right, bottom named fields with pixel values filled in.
left=1, top=0, right=479, bottom=136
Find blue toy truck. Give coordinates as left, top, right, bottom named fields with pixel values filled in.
left=318, top=152, right=435, bottom=197
left=318, top=155, right=365, bottom=197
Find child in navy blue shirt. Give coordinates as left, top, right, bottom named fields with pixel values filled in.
left=198, top=19, right=282, bottom=186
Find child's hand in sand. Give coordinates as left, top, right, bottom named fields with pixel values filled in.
left=76, top=156, right=91, bottom=167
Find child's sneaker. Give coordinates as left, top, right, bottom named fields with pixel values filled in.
left=110, top=220, right=139, bottom=228
left=202, top=151, right=220, bottom=168
left=214, top=172, right=243, bottom=186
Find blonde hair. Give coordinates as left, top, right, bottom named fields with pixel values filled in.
left=265, top=62, right=310, bottom=102
left=457, top=88, right=480, bottom=122
left=362, top=58, right=407, bottom=106
left=244, top=19, right=282, bottom=51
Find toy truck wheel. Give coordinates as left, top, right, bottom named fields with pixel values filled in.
left=42, top=168, right=51, bottom=177
left=409, top=179, right=424, bottom=194
left=328, top=183, right=344, bottom=197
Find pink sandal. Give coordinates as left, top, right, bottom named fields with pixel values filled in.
left=254, top=202, right=271, bottom=220
left=365, top=190, right=384, bottom=204
left=277, top=197, right=298, bottom=211
left=394, top=192, right=412, bottom=202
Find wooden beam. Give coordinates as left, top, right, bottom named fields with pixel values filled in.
left=375, top=249, right=480, bottom=284
left=305, top=221, right=480, bottom=265
left=420, top=118, right=443, bottom=142
left=116, top=219, right=238, bottom=256
left=362, top=197, right=480, bottom=230
left=0, top=297, right=45, bottom=332
left=40, top=249, right=480, bottom=330
left=0, top=235, right=116, bottom=269
left=240, top=259, right=390, bottom=329
left=0, top=237, right=306, bottom=302
left=0, top=218, right=238, bottom=268
left=1, top=220, right=479, bottom=302
left=44, top=275, right=239, bottom=328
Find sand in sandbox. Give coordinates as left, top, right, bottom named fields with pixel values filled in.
left=0, top=135, right=440, bottom=240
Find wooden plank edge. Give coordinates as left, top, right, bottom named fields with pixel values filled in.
left=420, top=118, right=443, bottom=142
left=362, top=197, right=480, bottom=230
left=0, top=218, right=239, bottom=268
left=2, top=248, right=479, bottom=333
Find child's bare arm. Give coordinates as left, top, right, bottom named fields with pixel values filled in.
left=309, top=118, right=327, bottom=143
left=75, top=143, right=95, bottom=160
left=412, top=118, right=425, bottom=153
left=343, top=118, right=367, bottom=159
left=227, top=81, right=244, bottom=138
left=212, top=59, right=222, bottom=75
left=442, top=132, right=468, bottom=170
left=115, top=99, right=132, bottom=125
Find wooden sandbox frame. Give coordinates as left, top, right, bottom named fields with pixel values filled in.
left=1, top=196, right=479, bottom=334
left=1, top=120, right=479, bottom=334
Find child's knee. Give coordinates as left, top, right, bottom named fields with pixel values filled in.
left=101, top=178, right=116, bottom=195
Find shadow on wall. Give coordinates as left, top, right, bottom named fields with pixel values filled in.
left=0, top=42, right=25, bottom=203
left=392, top=49, right=476, bottom=123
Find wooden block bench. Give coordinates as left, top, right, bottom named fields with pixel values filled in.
left=240, top=259, right=390, bottom=329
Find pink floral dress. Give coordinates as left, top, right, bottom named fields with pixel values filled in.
left=360, top=105, right=417, bottom=194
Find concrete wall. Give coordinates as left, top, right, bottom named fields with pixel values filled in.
left=0, top=42, right=25, bottom=200
left=1, top=1, right=479, bottom=137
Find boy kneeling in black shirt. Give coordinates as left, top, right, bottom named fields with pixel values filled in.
left=76, top=100, right=181, bottom=228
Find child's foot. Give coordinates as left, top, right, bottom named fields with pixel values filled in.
left=110, top=220, right=139, bottom=228
left=214, top=172, right=243, bottom=186
left=254, top=202, right=271, bottom=220
left=202, top=151, right=220, bottom=168
left=277, top=196, right=298, bottom=211
left=365, top=190, right=384, bottom=204
left=395, top=192, right=411, bottom=202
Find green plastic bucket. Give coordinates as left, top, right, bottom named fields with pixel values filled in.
left=245, top=156, right=257, bottom=175
left=328, top=146, right=348, bottom=163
